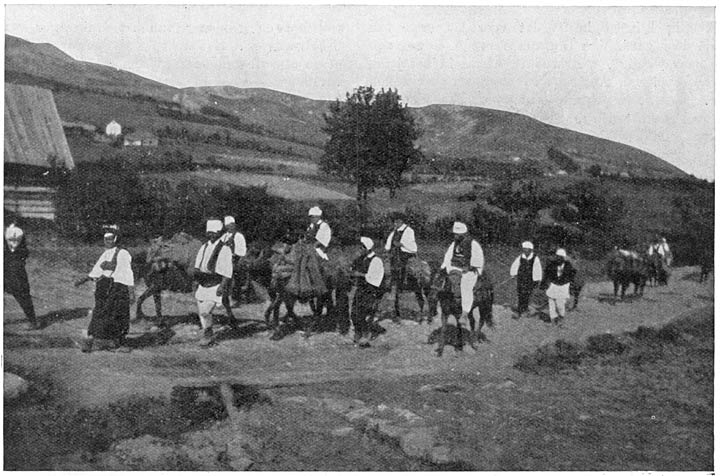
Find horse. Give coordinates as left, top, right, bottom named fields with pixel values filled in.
left=264, top=242, right=352, bottom=339
left=426, top=268, right=494, bottom=357
left=383, top=253, right=433, bottom=323
left=604, top=249, right=648, bottom=299
left=134, top=233, right=267, bottom=327
left=646, top=251, right=669, bottom=287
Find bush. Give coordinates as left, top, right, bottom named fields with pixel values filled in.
left=55, top=161, right=152, bottom=241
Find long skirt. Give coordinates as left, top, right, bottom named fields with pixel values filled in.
left=4, top=266, right=37, bottom=323
left=88, top=278, right=130, bottom=341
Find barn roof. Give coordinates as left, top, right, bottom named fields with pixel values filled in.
left=4, top=83, right=75, bottom=169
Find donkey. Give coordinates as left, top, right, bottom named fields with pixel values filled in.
left=426, top=268, right=494, bottom=357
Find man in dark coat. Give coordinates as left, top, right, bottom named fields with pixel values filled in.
left=4, top=224, right=41, bottom=330
left=509, top=241, right=543, bottom=318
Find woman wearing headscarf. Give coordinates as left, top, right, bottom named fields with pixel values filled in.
left=75, top=225, right=135, bottom=352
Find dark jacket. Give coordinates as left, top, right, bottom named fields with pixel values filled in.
left=542, top=258, right=576, bottom=288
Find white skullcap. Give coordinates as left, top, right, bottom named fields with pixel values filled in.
left=360, top=236, right=374, bottom=250
left=522, top=241, right=534, bottom=249
left=556, top=248, right=567, bottom=258
left=5, top=224, right=23, bottom=241
left=224, top=216, right=235, bottom=225
left=206, top=219, right=223, bottom=233
left=452, top=221, right=468, bottom=234
left=308, top=206, right=322, bottom=217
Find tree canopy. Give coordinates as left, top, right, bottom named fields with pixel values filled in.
left=320, top=86, right=422, bottom=201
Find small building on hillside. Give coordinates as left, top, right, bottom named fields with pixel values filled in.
left=5, top=83, right=75, bottom=220
left=105, top=120, right=122, bottom=137
left=123, top=131, right=158, bottom=147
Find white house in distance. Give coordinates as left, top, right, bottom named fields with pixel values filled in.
left=105, top=120, right=122, bottom=137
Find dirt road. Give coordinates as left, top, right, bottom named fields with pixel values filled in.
left=4, top=251, right=713, bottom=409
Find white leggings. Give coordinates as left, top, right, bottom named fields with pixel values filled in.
left=460, top=271, right=478, bottom=314
left=197, top=300, right=217, bottom=329
left=548, top=298, right=567, bottom=320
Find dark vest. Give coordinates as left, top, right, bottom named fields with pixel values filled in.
left=450, top=237, right=475, bottom=269
left=195, top=240, right=227, bottom=287
left=517, top=255, right=536, bottom=285
left=224, top=231, right=237, bottom=253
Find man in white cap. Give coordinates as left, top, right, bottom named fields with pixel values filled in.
left=350, top=236, right=385, bottom=347
left=541, top=248, right=576, bottom=326
left=306, top=206, right=331, bottom=260
left=4, top=223, right=41, bottom=330
left=192, top=218, right=234, bottom=346
left=440, top=222, right=484, bottom=321
left=221, top=215, right=247, bottom=310
left=384, top=211, right=418, bottom=320
left=510, top=241, right=543, bottom=318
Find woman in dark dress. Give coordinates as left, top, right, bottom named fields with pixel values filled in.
left=75, top=225, right=135, bottom=352
left=4, top=223, right=41, bottom=330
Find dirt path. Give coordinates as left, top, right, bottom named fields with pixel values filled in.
left=4, top=258, right=713, bottom=409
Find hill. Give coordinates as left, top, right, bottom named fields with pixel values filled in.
left=5, top=34, right=687, bottom=179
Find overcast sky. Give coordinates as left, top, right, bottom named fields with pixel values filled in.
left=4, top=4, right=715, bottom=179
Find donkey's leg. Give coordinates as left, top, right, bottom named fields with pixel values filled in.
left=152, top=290, right=165, bottom=327
left=467, top=307, right=478, bottom=350
left=435, top=312, right=447, bottom=357
left=454, top=315, right=464, bottom=352
left=134, top=286, right=154, bottom=320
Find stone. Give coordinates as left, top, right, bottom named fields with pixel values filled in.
left=375, top=421, right=407, bottom=440
left=331, top=426, right=355, bottom=437
left=346, top=407, right=374, bottom=422
left=181, top=430, right=225, bottom=469
left=103, top=434, right=190, bottom=470
left=399, top=427, right=438, bottom=459
left=226, top=436, right=254, bottom=471
left=4, top=372, right=29, bottom=400
left=497, top=380, right=517, bottom=389
left=429, top=445, right=453, bottom=465
left=391, top=407, right=423, bottom=424
left=321, top=396, right=365, bottom=414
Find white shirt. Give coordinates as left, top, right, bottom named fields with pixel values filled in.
left=510, top=253, right=543, bottom=281
left=384, top=224, right=418, bottom=254
left=194, top=240, right=233, bottom=278
left=365, top=253, right=385, bottom=287
left=314, top=220, right=332, bottom=248
left=440, top=239, right=484, bottom=274
left=648, top=244, right=665, bottom=256
left=194, top=239, right=234, bottom=302
left=221, top=231, right=247, bottom=258
left=89, top=247, right=134, bottom=287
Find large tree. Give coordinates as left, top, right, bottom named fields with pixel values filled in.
left=321, top=86, right=422, bottom=202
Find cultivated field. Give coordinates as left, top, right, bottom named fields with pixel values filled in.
left=3, top=234, right=714, bottom=470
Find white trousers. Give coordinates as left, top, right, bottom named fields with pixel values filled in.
left=460, top=271, right=478, bottom=314
left=197, top=300, right=217, bottom=330
left=548, top=297, right=567, bottom=320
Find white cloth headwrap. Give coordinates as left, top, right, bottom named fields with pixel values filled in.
left=5, top=224, right=23, bottom=241
left=522, top=241, right=534, bottom=250
left=556, top=248, right=567, bottom=258
left=360, top=236, right=374, bottom=250
left=452, top=221, right=468, bottom=234
left=308, top=206, right=322, bottom=217
left=206, top=219, right=223, bottom=232
left=224, top=216, right=235, bottom=225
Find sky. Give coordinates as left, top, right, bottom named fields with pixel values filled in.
left=3, top=4, right=715, bottom=179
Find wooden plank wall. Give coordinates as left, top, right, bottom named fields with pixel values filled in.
left=4, top=185, right=57, bottom=220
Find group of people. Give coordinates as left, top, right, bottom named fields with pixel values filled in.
left=6, top=207, right=590, bottom=352
left=509, top=242, right=577, bottom=325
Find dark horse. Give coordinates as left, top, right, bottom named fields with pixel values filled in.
left=384, top=254, right=433, bottom=323
left=134, top=234, right=266, bottom=327
left=426, top=268, right=494, bottom=357
left=605, top=249, right=648, bottom=299
left=646, top=252, right=669, bottom=287
left=264, top=242, right=351, bottom=339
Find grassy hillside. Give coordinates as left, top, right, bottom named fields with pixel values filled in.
left=5, top=34, right=687, bottom=179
